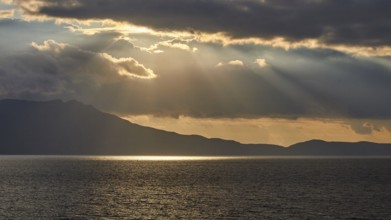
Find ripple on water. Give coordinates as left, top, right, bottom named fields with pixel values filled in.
left=0, top=156, right=390, bottom=219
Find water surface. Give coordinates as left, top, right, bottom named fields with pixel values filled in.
left=0, top=156, right=390, bottom=219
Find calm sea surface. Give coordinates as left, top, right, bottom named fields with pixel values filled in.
left=0, top=156, right=390, bottom=219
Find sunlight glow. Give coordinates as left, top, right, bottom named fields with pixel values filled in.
left=123, top=115, right=391, bottom=146
left=95, top=156, right=254, bottom=161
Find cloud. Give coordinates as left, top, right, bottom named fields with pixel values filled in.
left=138, top=39, right=198, bottom=54
left=33, top=40, right=156, bottom=79
left=0, top=39, right=155, bottom=100
left=349, top=121, right=379, bottom=135
left=101, top=54, right=156, bottom=79
left=217, top=60, right=244, bottom=67
left=11, top=0, right=391, bottom=49
left=31, top=40, right=66, bottom=52
left=254, top=58, right=268, bottom=68
left=158, top=40, right=198, bottom=52
left=0, top=9, right=14, bottom=19
left=0, top=38, right=391, bottom=120
left=348, top=119, right=391, bottom=135
left=0, top=19, right=81, bottom=53
left=228, top=60, right=244, bottom=66
left=64, top=23, right=391, bottom=57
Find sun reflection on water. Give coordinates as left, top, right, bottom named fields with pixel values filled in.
left=96, top=156, right=248, bottom=161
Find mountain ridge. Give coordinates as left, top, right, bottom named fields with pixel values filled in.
left=1, top=99, right=390, bottom=156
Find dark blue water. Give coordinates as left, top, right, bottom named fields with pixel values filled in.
left=0, top=156, right=390, bottom=219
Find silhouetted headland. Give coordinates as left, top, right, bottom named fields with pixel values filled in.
left=1, top=99, right=390, bottom=156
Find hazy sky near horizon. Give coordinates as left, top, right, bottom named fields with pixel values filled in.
left=0, top=0, right=391, bottom=145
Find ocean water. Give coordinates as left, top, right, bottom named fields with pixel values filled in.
left=0, top=156, right=390, bottom=219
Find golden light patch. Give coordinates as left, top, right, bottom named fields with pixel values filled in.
left=122, top=115, right=391, bottom=146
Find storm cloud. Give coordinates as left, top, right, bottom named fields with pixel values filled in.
left=12, top=0, right=391, bottom=47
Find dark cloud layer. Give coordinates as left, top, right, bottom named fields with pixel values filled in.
left=16, top=0, right=391, bottom=47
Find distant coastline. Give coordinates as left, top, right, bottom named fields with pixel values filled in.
left=1, top=99, right=391, bottom=156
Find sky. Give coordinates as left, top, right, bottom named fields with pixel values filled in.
left=0, top=0, right=390, bottom=146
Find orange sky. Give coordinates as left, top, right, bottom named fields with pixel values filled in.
left=123, top=115, right=391, bottom=146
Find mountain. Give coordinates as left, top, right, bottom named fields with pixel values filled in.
left=0, top=99, right=282, bottom=155
left=0, top=99, right=390, bottom=156
left=287, top=140, right=391, bottom=156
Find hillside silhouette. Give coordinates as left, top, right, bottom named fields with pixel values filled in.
left=0, top=99, right=390, bottom=156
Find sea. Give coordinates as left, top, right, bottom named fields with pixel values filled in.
left=0, top=156, right=390, bottom=219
